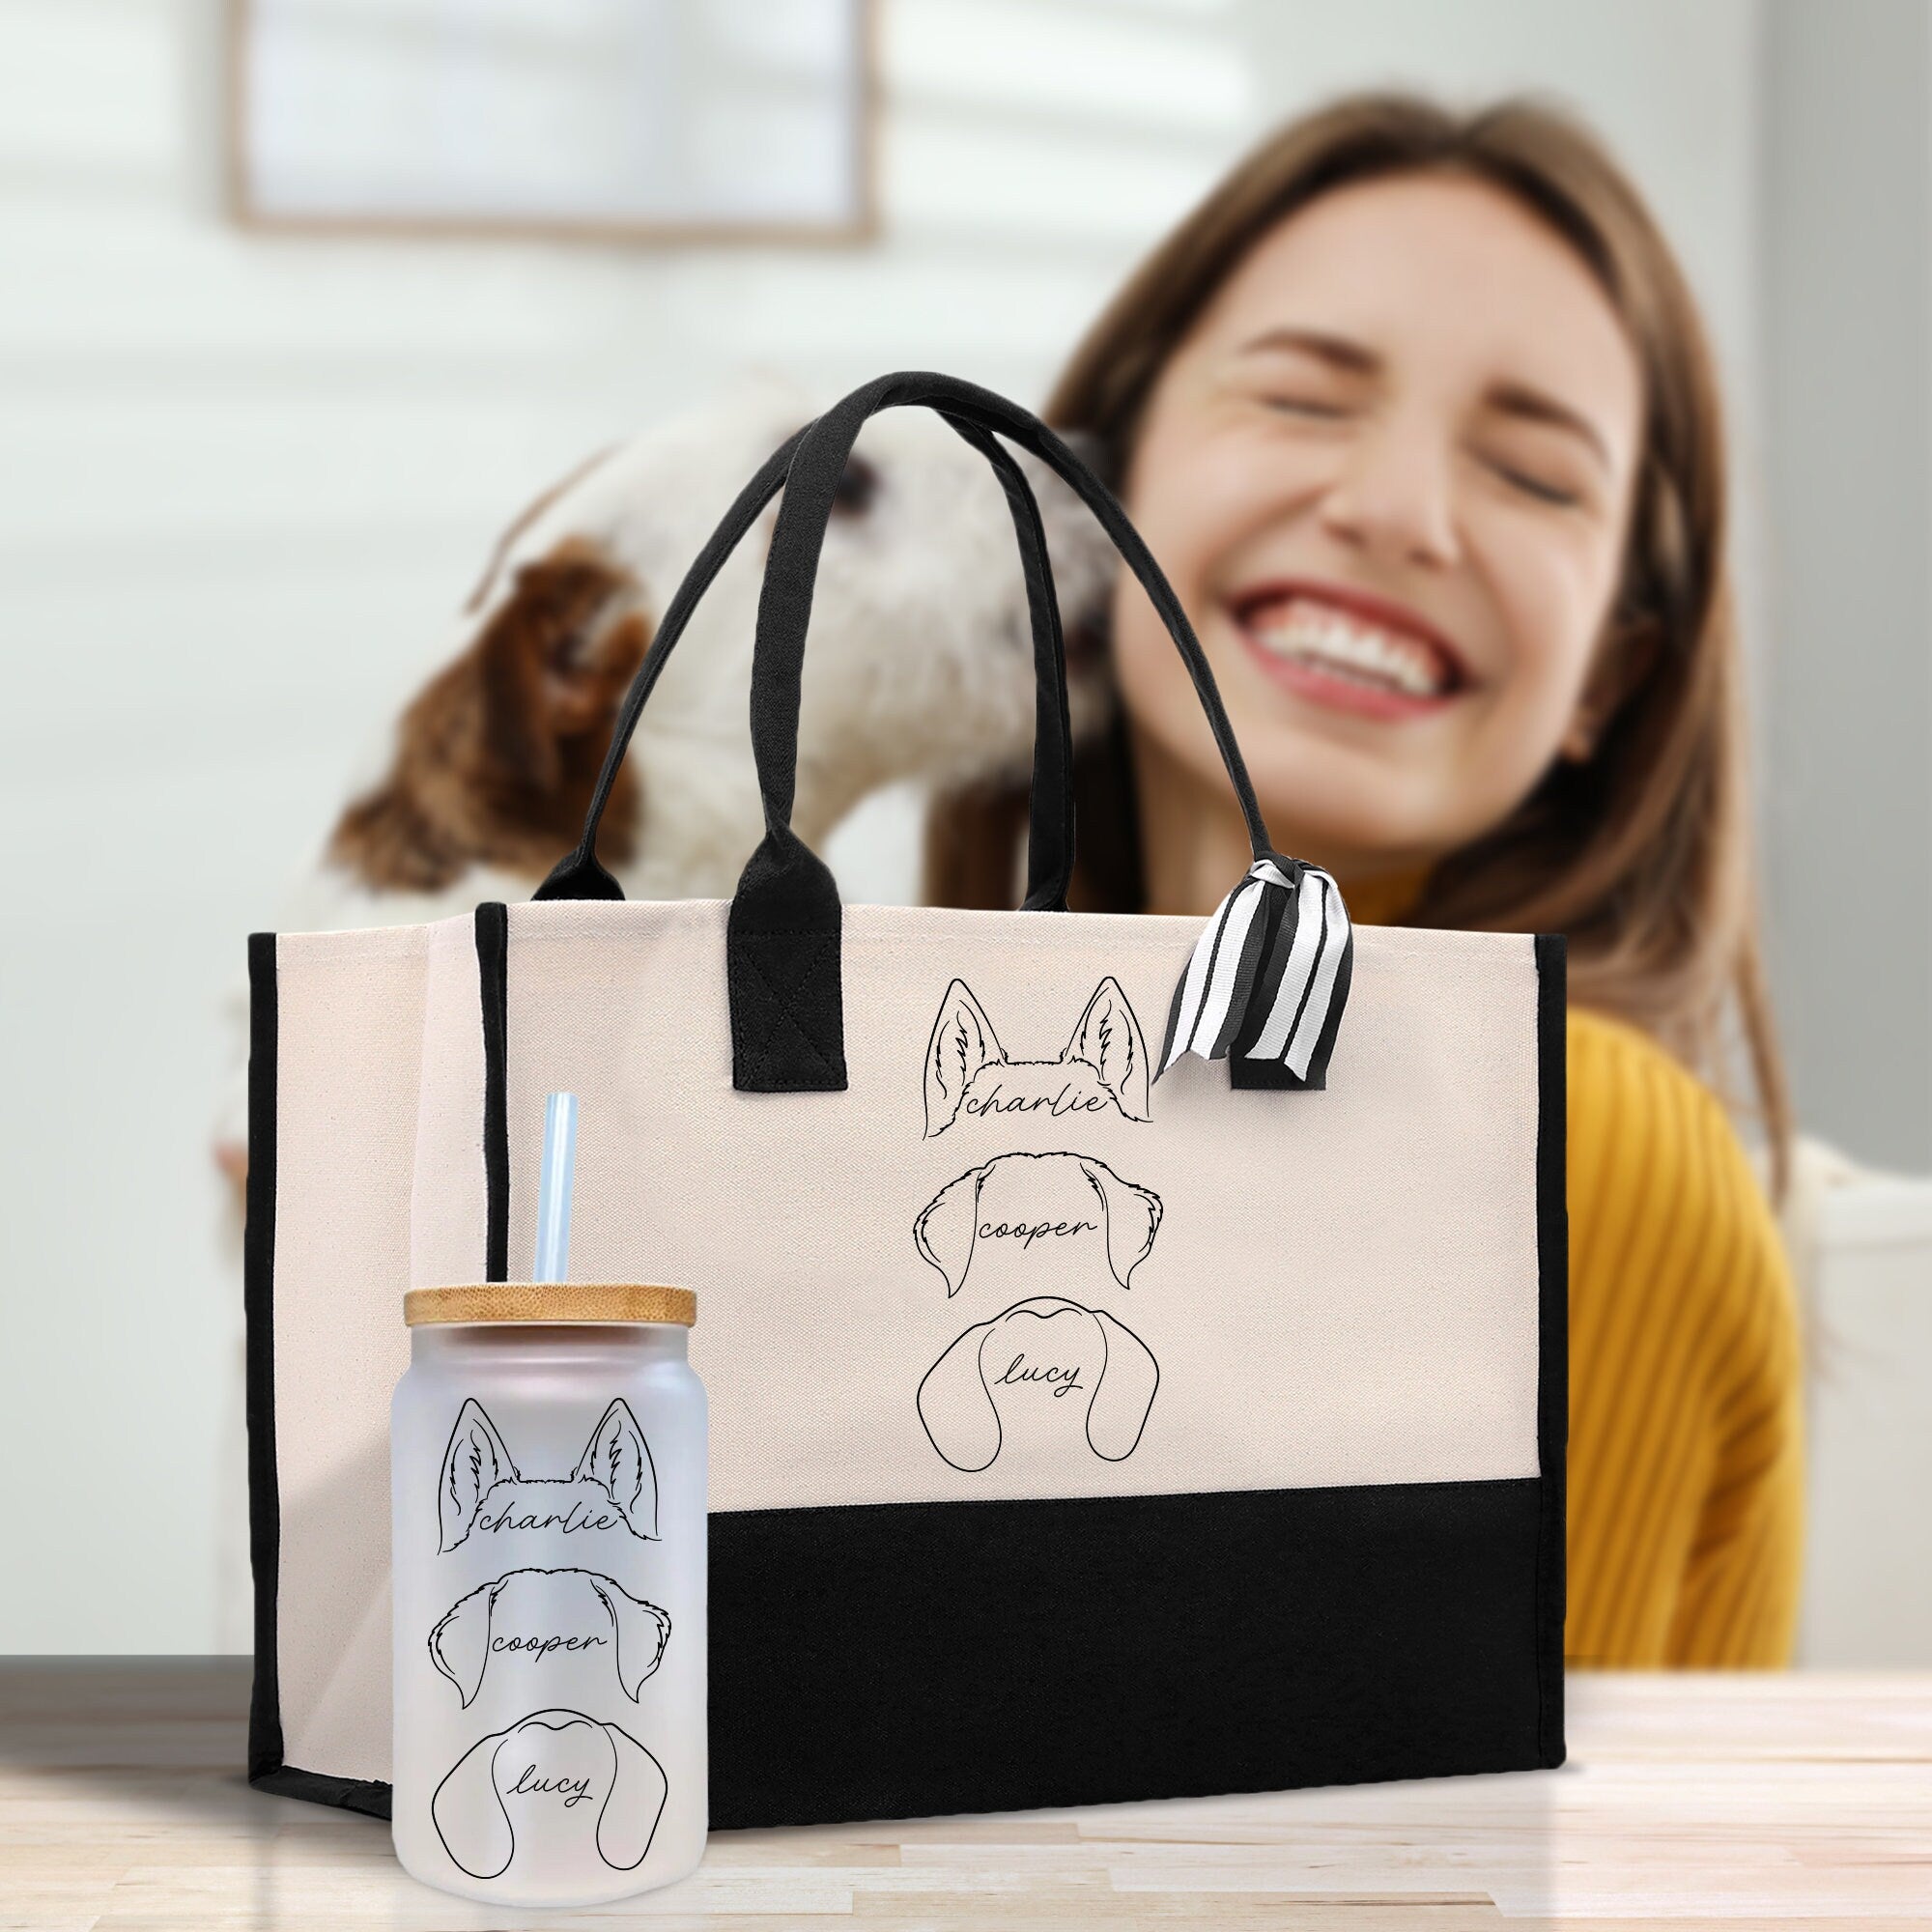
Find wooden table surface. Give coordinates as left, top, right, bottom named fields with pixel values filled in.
left=1, top=1661, right=1927, bottom=1929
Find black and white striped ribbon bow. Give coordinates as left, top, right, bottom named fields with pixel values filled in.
left=1155, top=856, right=1354, bottom=1089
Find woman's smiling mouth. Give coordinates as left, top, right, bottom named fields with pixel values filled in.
left=1232, top=581, right=1469, bottom=720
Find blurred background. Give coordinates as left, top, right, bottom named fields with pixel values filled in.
left=3, top=0, right=1929, bottom=1658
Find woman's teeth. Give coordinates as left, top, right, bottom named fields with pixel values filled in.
left=1245, top=602, right=1450, bottom=697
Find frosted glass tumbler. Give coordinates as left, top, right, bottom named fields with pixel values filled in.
left=391, top=1284, right=706, bottom=1907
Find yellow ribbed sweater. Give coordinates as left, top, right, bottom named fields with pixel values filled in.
left=1339, top=870, right=1804, bottom=1665
left=1147, top=859, right=1804, bottom=1662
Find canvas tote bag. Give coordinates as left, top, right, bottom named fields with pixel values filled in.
left=245, top=371, right=1566, bottom=1829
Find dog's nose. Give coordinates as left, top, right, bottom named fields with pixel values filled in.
left=831, top=453, right=879, bottom=517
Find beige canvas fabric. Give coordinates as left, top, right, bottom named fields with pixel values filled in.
left=264, top=895, right=1544, bottom=1783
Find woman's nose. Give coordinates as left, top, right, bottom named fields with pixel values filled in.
left=1317, top=422, right=1462, bottom=569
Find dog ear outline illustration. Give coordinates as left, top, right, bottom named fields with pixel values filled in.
left=439, top=1398, right=520, bottom=1554
left=924, top=978, right=1006, bottom=1136
left=1062, top=977, right=1151, bottom=1122
left=917, top=1296, right=1159, bottom=1471
left=913, top=1151, right=1163, bottom=1296
left=427, top=1568, right=672, bottom=1707
left=1075, top=1154, right=1162, bottom=1288
left=431, top=1708, right=667, bottom=1879
left=923, top=976, right=1153, bottom=1136
left=913, top=1160, right=989, bottom=1295
left=573, top=1398, right=660, bottom=1541
left=1085, top=1305, right=1160, bottom=1462
left=437, top=1397, right=660, bottom=1551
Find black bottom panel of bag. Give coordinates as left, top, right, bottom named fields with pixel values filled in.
left=711, top=1473, right=1557, bottom=1829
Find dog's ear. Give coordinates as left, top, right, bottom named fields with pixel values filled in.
left=427, top=1576, right=506, bottom=1707
left=327, top=536, right=651, bottom=893
left=431, top=1726, right=515, bottom=1880
left=573, top=1398, right=659, bottom=1539
left=586, top=1574, right=672, bottom=1700
left=1076, top=1156, right=1162, bottom=1288
left=597, top=1721, right=669, bottom=1872
left=1085, top=1308, right=1159, bottom=1462
left=1064, top=977, right=1151, bottom=1122
left=917, top=1319, right=1001, bottom=1471
left=439, top=1399, right=518, bottom=1554
left=914, top=1162, right=990, bottom=1295
left=923, top=979, right=1007, bottom=1136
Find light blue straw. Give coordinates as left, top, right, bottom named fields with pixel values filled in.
left=533, top=1091, right=579, bottom=1283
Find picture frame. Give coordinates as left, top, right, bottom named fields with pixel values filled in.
left=224, top=0, right=878, bottom=244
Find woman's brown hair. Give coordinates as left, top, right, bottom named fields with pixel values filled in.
left=923, top=91, right=1790, bottom=1186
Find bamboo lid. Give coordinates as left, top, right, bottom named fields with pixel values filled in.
left=404, top=1283, right=696, bottom=1328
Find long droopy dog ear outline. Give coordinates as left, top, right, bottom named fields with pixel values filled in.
left=427, top=1575, right=508, bottom=1708
left=1085, top=1306, right=1160, bottom=1461
left=439, top=1398, right=519, bottom=1554
left=587, top=1574, right=673, bottom=1699
left=917, top=1317, right=1001, bottom=1471
left=573, top=1398, right=660, bottom=1539
left=598, top=1719, right=669, bottom=1871
left=1062, top=976, right=1151, bottom=1122
left=913, top=1160, right=991, bottom=1295
left=923, top=978, right=1007, bottom=1136
left=1076, top=1154, right=1163, bottom=1288
left=431, top=1726, right=515, bottom=1879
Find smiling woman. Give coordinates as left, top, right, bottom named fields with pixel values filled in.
left=927, top=94, right=1803, bottom=1668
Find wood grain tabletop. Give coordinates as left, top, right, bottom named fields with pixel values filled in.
left=1, top=1660, right=1927, bottom=1928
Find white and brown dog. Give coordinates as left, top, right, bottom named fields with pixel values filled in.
left=213, top=378, right=1114, bottom=1183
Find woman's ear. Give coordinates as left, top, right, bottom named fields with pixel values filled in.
left=1562, top=614, right=1661, bottom=761
left=597, top=1722, right=668, bottom=1871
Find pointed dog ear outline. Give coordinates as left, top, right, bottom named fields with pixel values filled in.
left=426, top=1575, right=508, bottom=1708
left=597, top=1720, right=669, bottom=1871
left=923, top=978, right=1008, bottom=1136
left=1085, top=1306, right=1160, bottom=1461
left=438, top=1398, right=519, bottom=1554
left=913, top=1160, right=992, bottom=1295
left=587, top=1573, right=673, bottom=1700
left=1075, top=1155, right=1163, bottom=1288
left=573, top=1398, right=659, bottom=1538
left=431, top=1726, right=514, bottom=1879
left=1063, top=976, right=1151, bottom=1122
left=916, top=1316, right=1001, bottom=1471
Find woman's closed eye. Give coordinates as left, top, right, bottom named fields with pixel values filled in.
left=1479, top=451, right=1583, bottom=508
left=1261, top=389, right=1355, bottom=421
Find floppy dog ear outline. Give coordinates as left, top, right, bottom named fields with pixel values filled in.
left=439, top=1399, right=519, bottom=1554
left=431, top=1726, right=514, bottom=1880
left=586, top=1573, right=673, bottom=1700
left=1084, top=1306, right=1160, bottom=1462
left=1076, top=1155, right=1163, bottom=1287
left=597, top=1719, right=669, bottom=1871
left=426, top=1574, right=508, bottom=1708
left=924, top=979, right=1008, bottom=1136
left=913, top=1160, right=992, bottom=1295
left=917, top=1317, right=1002, bottom=1470
left=1063, top=976, right=1151, bottom=1122
left=573, top=1398, right=660, bottom=1539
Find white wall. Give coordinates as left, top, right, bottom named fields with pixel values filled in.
left=0, top=0, right=1776, bottom=1650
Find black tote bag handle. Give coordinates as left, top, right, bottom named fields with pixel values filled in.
left=537, top=412, right=1079, bottom=915
left=543, top=371, right=1307, bottom=1094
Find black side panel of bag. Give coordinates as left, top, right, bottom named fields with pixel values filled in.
left=242, top=930, right=392, bottom=1820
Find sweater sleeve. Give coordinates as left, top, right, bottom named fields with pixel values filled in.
left=1564, top=1012, right=1804, bottom=1668
left=1661, top=1084, right=1805, bottom=1665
